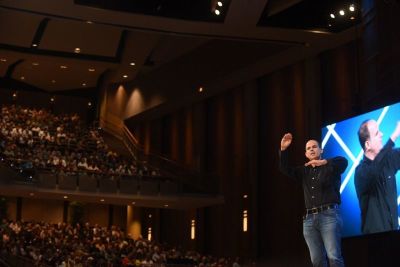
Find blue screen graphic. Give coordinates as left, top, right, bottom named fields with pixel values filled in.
left=322, top=103, right=400, bottom=237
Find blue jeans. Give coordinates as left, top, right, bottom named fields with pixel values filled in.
left=303, top=207, right=344, bottom=267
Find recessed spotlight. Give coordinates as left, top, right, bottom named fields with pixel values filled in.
left=29, top=192, right=34, bottom=196
left=32, top=62, right=39, bottom=66
left=349, top=5, right=355, bottom=12
left=0, top=58, right=7, bottom=62
left=149, top=214, right=152, bottom=218
left=88, top=68, right=95, bottom=72
left=350, top=16, right=355, bottom=20
left=74, top=47, right=81, bottom=53
left=88, top=102, right=92, bottom=107
left=60, top=65, right=68, bottom=69
left=82, top=83, right=87, bottom=86
left=32, top=43, right=38, bottom=47
left=217, top=1, right=223, bottom=7
left=100, top=199, right=105, bottom=202
left=86, top=20, right=93, bottom=24
left=129, top=62, right=136, bottom=66
left=132, top=201, right=136, bottom=205
left=63, top=195, right=68, bottom=199
left=12, top=93, right=17, bottom=98
left=198, top=87, right=203, bottom=93
left=330, top=13, right=335, bottom=19
left=51, top=80, right=56, bottom=83
left=215, top=9, right=220, bottom=15
left=339, top=10, right=345, bottom=16
left=50, top=97, right=55, bottom=102
left=123, top=74, right=128, bottom=78
left=164, top=204, right=169, bottom=207
left=20, top=76, right=25, bottom=80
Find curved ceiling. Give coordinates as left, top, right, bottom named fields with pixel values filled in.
left=0, top=0, right=360, bottom=93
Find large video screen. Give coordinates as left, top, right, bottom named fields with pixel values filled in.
left=322, top=102, right=400, bottom=237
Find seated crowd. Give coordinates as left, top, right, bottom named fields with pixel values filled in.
left=0, top=105, right=160, bottom=180
left=0, top=220, right=240, bottom=267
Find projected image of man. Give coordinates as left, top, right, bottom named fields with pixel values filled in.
left=355, top=120, right=400, bottom=234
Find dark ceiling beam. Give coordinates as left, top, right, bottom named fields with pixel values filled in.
left=115, top=30, right=127, bottom=61
left=31, top=18, right=50, bottom=48
left=5, top=59, right=24, bottom=78
left=0, top=43, right=119, bottom=63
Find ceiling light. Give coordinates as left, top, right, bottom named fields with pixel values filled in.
left=198, top=87, right=203, bottom=92
left=32, top=43, right=38, bottom=47
left=86, top=20, right=93, bottom=24
left=330, top=13, right=335, bottom=19
left=123, top=74, right=128, bottom=78
left=74, top=47, right=81, bottom=53
left=32, top=62, right=39, bottom=66
left=20, top=76, right=25, bottom=80
left=132, top=201, right=136, bottom=205
left=88, top=102, right=92, bottom=107
left=60, top=65, right=68, bottom=69
left=164, top=204, right=169, bottom=207
left=217, top=1, right=223, bottom=7
left=130, top=62, right=136, bottom=66
left=82, top=83, right=86, bottom=86
left=63, top=196, right=68, bottom=199
left=12, top=93, right=17, bottom=98
left=88, top=68, right=95, bottom=72
left=51, top=80, right=56, bottom=83
left=243, top=195, right=248, bottom=199
left=0, top=58, right=7, bottom=62
left=339, top=10, right=345, bottom=16
left=100, top=199, right=105, bottom=202
left=148, top=214, right=152, bottom=218
left=349, top=5, right=355, bottom=12
left=215, top=9, right=220, bottom=15
left=29, top=192, right=34, bottom=196
left=50, top=97, right=55, bottom=102
left=350, top=16, right=355, bottom=20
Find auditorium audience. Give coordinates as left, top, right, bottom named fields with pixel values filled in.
left=0, top=105, right=160, bottom=180
left=0, top=219, right=239, bottom=267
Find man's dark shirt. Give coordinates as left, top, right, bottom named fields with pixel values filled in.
left=355, top=139, right=400, bottom=234
left=279, top=149, right=348, bottom=209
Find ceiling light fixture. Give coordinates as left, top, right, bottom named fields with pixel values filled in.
left=52, top=80, right=56, bottom=83
left=215, top=9, right=220, bottom=15
left=88, top=102, right=92, bottom=107
left=74, top=47, right=81, bottom=53
left=63, top=196, right=68, bottom=199
left=88, top=68, right=95, bottom=72
left=198, top=87, right=203, bottom=92
left=32, top=62, right=39, bottom=66
left=82, top=83, right=87, bottom=86
left=130, top=62, right=136, bottom=66
left=32, top=43, right=38, bottom=47
left=60, top=65, right=68, bottom=69
left=0, top=58, right=7, bottom=62
left=100, top=199, right=105, bottom=202
left=330, top=13, right=335, bottom=19
left=349, top=5, right=355, bottom=12
left=339, top=10, right=345, bottom=16
left=20, top=76, right=25, bottom=80
left=123, top=74, right=128, bottom=78
left=217, top=1, right=223, bottom=7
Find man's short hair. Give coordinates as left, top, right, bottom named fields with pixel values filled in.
left=358, top=120, right=371, bottom=151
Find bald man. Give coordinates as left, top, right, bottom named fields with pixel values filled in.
left=279, top=133, right=348, bottom=267
left=355, top=120, right=400, bottom=234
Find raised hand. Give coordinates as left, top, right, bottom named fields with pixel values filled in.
left=390, top=121, right=400, bottom=143
left=281, top=133, right=293, bottom=151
